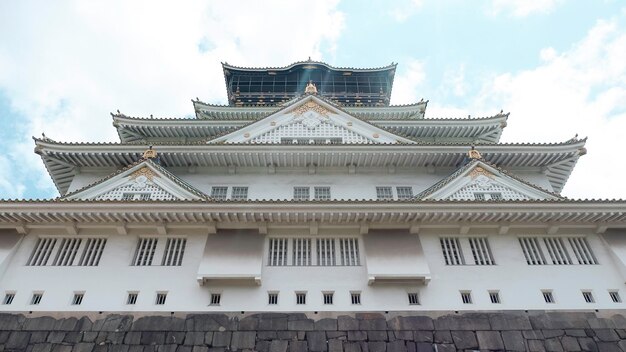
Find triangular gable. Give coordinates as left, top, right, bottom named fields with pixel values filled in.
left=417, top=159, right=562, bottom=201
left=63, top=159, right=207, bottom=201
left=209, top=95, right=416, bottom=144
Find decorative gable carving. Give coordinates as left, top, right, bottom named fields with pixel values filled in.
left=94, top=168, right=177, bottom=201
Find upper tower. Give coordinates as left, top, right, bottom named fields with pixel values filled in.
left=222, top=59, right=397, bottom=107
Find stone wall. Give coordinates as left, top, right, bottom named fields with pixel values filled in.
left=0, top=312, right=625, bottom=351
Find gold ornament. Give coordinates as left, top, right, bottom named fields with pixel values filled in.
left=293, top=101, right=329, bottom=117
left=469, top=166, right=494, bottom=180
left=130, top=167, right=158, bottom=181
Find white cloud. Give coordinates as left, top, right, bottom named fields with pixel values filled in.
left=489, top=0, right=565, bottom=17
left=390, top=59, right=426, bottom=105
left=389, top=0, right=424, bottom=22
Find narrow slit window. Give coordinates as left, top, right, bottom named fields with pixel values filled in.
left=27, top=238, right=58, bottom=266
left=231, top=187, right=249, bottom=200
left=268, top=238, right=288, bottom=266
left=296, top=292, right=306, bottom=305
left=323, top=292, right=334, bottom=305
left=351, top=292, right=361, bottom=305
left=30, top=292, right=43, bottom=305
left=210, top=293, right=221, bottom=305
left=489, top=291, right=501, bottom=304
left=440, top=237, right=465, bottom=265
left=519, top=237, right=547, bottom=265
left=339, top=238, right=360, bottom=266
left=161, top=238, right=187, bottom=266
left=268, top=293, right=278, bottom=305
left=543, top=237, right=572, bottom=265
left=314, top=187, right=331, bottom=200
left=460, top=291, right=472, bottom=304
left=211, top=186, right=228, bottom=200
left=376, top=187, right=393, bottom=200
left=72, top=293, right=84, bottom=305
left=127, top=292, right=138, bottom=305
left=542, top=290, right=555, bottom=303
left=3, top=292, right=15, bottom=305
left=52, top=238, right=82, bottom=266
left=468, top=237, right=495, bottom=265
left=293, top=187, right=310, bottom=200
left=567, top=237, right=598, bottom=265
left=408, top=293, right=420, bottom=305
left=77, top=238, right=107, bottom=266
left=292, top=238, right=311, bottom=266
left=317, top=238, right=336, bottom=266
left=582, top=291, right=595, bottom=303
left=609, top=291, right=622, bottom=303
left=132, top=238, right=158, bottom=266
left=396, top=187, right=413, bottom=200
left=155, top=292, right=167, bottom=305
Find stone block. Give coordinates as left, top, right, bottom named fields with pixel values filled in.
left=489, top=313, right=532, bottom=330
left=327, top=340, right=343, bottom=352
left=542, top=329, right=565, bottom=338
left=128, top=346, right=145, bottom=352
left=387, top=317, right=433, bottom=331
left=326, top=331, right=347, bottom=339
left=367, top=341, right=385, bottom=352
left=386, top=341, right=406, bottom=352
left=109, top=346, right=131, bottom=352
left=257, top=331, right=277, bottom=340
left=502, top=330, right=525, bottom=351
left=434, top=314, right=490, bottom=331
left=414, top=343, right=432, bottom=352
left=588, top=318, right=616, bottom=329
left=204, top=332, right=214, bottom=344
left=619, top=340, right=626, bottom=351
left=93, top=315, right=134, bottom=332
left=566, top=329, right=587, bottom=337
left=48, top=332, right=65, bottom=343
left=359, top=341, right=369, bottom=352
left=0, top=313, right=24, bottom=330
left=596, top=342, right=621, bottom=352
left=185, top=332, right=206, bottom=345
left=32, top=343, right=54, bottom=352
left=616, top=329, right=626, bottom=339
left=367, top=331, right=387, bottom=341
left=338, top=316, right=359, bottom=331
left=433, top=331, right=452, bottom=344
left=278, top=331, right=298, bottom=340
left=405, top=341, right=415, bottom=352
left=51, top=345, right=73, bottom=352
left=288, top=318, right=315, bottom=331
left=528, top=339, right=546, bottom=352
left=258, top=314, right=289, bottom=331
left=24, top=316, right=57, bottom=331
left=238, top=316, right=259, bottom=331
left=544, top=337, right=563, bottom=352
left=231, top=331, right=256, bottom=350
left=392, top=331, right=412, bottom=341
left=344, top=342, right=361, bottom=352
left=132, top=316, right=185, bottom=331
left=594, top=329, right=619, bottom=342
left=82, top=331, right=98, bottom=343
left=412, top=331, right=432, bottom=343
left=347, top=331, right=367, bottom=341
left=610, top=314, right=626, bottom=329
left=141, top=331, right=166, bottom=345
left=107, top=331, right=126, bottom=344
left=476, top=331, right=504, bottom=350
left=6, top=331, right=30, bottom=349
left=154, top=346, right=176, bottom=352
left=524, top=330, right=544, bottom=339
left=256, top=340, right=271, bottom=352
left=359, top=319, right=387, bottom=331
left=185, top=315, right=230, bottom=332
left=29, top=331, right=48, bottom=343
left=561, top=336, right=581, bottom=351
left=432, top=344, right=454, bottom=352
left=207, top=348, right=224, bottom=352
left=124, top=331, right=142, bottom=344
left=166, top=331, right=185, bottom=344
left=315, top=318, right=338, bottom=331
left=289, top=341, right=308, bottom=352
left=270, top=340, right=289, bottom=352
left=450, top=330, right=478, bottom=350
left=192, top=347, right=210, bottom=352
left=211, top=331, right=232, bottom=347
left=307, top=331, right=328, bottom=351
left=529, top=312, right=593, bottom=330
left=55, top=318, right=78, bottom=331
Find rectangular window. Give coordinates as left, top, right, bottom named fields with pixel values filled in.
left=3, top=292, right=15, bottom=305
left=296, top=292, right=306, bottom=305
left=473, top=193, right=485, bottom=200
left=323, top=292, right=334, bottom=305
left=582, top=291, right=594, bottom=303
left=460, top=291, right=472, bottom=304
left=440, top=237, right=465, bottom=265
left=132, top=238, right=158, bottom=266
left=489, top=192, right=503, bottom=200
left=211, top=186, right=228, bottom=200
left=72, top=293, right=84, bottom=305
left=210, top=293, right=221, bottom=306
left=31, top=292, right=43, bottom=305
left=317, top=238, right=336, bottom=266
left=376, top=187, right=393, bottom=200
left=161, top=238, right=186, bottom=266
left=293, top=187, right=310, bottom=200
left=489, top=291, right=501, bottom=304
left=396, top=187, right=413, bottom=200
left=77, top=238, right=107, bottom=266
left=268, top=238, right=288, bottom=266
left=52, top=238, right=82, bottom=266
left=27, top=238, right=57, bottom=266
left=351, top=292, right=361, bottom=305
left=268, top=293, right=278, bottom=305
left=609, top=291, right=622, bottom=303
left=122, top=193, right=149, bottom=200
left=127, top=292, right=138, bottom=305
left=568, top=237, right=598, bottom=265
left=519, top=237, right=547, bottom=265
left=543, top=237, right=572, bottom=265
left=407, top=292, right=420, bottom=305
left=314, top=187, right=331, bottom=200
left=231, top=187, right=249, bottom=200
left=292, top=238, right=311, bottom=266
left=339, top=238, right=360, bottom=266
left=155, top=292, right=167, bottom=305
left=542, top=290, right=555, bottom=303
left=468, top=237, right=495, bottom=265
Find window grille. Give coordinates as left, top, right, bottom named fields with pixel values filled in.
left=473, top=193, right=485, bottom=200
left=317, top=238, right=336, bottom=266
left=567, top=237, right=598, bottom=265
left=440, top=237, right=465, bottom=265
left=97, top=183, right=175, bottom=201
left=468, top=237, right=495, bottom=265
left=251, top=120, right=369, bottom=144
left=314, top=187, right=331, bottom=200
left=122, top=193, right=134, bottom=200
left=489, top=291, right=501, bottom=304
left=52, top=238, right=82, bottom=266
left=268, top=293, right=278, bottom=305
left=376, top=187, right=393, bottom=200
left=292, top=238, right=311, bottom=266
left=582, top=291, right=594, bottom=303
left=121, top=192, right=150, bottom=200
left=396, top=187, right=413, bottom=200
left=489, top=192, right=503, bottom=200
left=77, top=238, right=107, bottom=266
left=31, top=292, right=43, bottom=305
left=460, top=291, right=472, bottom=304
left=210, top=293, right=221, bottom=305
left=293, top=187, right=310, bottom=200
left=27, top=238, right=57, bottom=266
left=296, top=292, right=306, bottom=305
left=132, top=238, right=158, bottom=266
left=231, top=187, right=249, bottom=200
left=127, top=292, right=138, bottom=305
left=519, top=237, right=547, bottom=265
left=543, top=237, right=572, bottom=265
left=268, top=238, right=288, bottom=266
left=155, top=293, right=167, bottom=305
left=542, top=291, right=555, bottom=303
left=609, top=291, right=622, bottom=303
left=407, top=293, right=420, bottom=305
left=351, top=292, right=361, bottom=305
left=339, top=238, right=360, bottom=266
left=161, top=238, right=186, bottom=266
left=449, top=183, right=529, bottom=201
left=3, top=293, right=15, bottom=305
left=72, top=293, right=84, bottom=305
left=211, top=187, right=228, bottom=200
left=323, top=292, right=334, bottom=305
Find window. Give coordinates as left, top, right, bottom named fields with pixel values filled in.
left=314, top=187, right=331, bottom=200
left=582, top=291, right=594, bottom=303
left=568, top=237, right=598, bottom=265
left=351, top=292, right=361, bottom=305
left=376, top=187, right=393, bottom=200
left=30, top=292, right=43, bottom=305
left=292, top=238, right=311, bottom=266
left=52, top=238, right=82, bottom=266
left=231, top=187, right=249, bottom=200
left=468, top=237, right=495, bottom=265
left=127, top=292, right=138, bottom=305
left=72, top=293, right=84, bottom=305
left=609, top=291, right=622, bottom=303
left=210, top=293, right=221, bottom=306
left=396, top=187, right=413, bottom=200
left=520, top=236, right=597, bottom=266
left=296, top=292, right=306, bottom=305
left=132, top=238, right=158, bottom=266
left=268, top=238, right=288, bottom=266
left=460, top=291, right=472, bottom=304
left=28, top=237, right=106, bottom=267
left=268, top=292, right=278, bottom=305
left=542, top=290, right=555, bottom=303
left=474, top=192, right=502, bottom=200
left=543, top=237, right=572, bottom=265
left=489, top=291, right=501, bottom=304
left=27, top=238, right=57, bottom=266
left=211, top=187, right=228, bottom=200
left=407, top=293, right=420, bottom=305
left=317, top=238, right=336, bottom=266
left=323, top=292, right=334, bottom=305
left=155, top=292, right=167, bottom=305
left=293, top=187, right=310, bottom=200
left=161, top=238, right=186, bottom=266
left=519, top=237, right=547, bottom=265
left=3, top=292, right=15, bottom=305
left=122, top=193, right=150, bottom=200
left=440, top=237, right=465, bottom=265
left=339, top=238, right=360, bottom=266
left=77, top=238, right=107, bottom=266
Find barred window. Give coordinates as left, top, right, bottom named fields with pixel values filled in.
left=161, top=238, right=186, bottom=266
left=582, top=291, right=594, bottom=303
left=52, top=238, right=82, bottom=266
left=127, top=292, right=138, bottom=305
left=3, top=292, right=15, bottom=305
left=27, top=238, right=57, bottom=266
left=519, top=237, right=547, bottom=265
left=268, top=293, right=278, bottom=305
left=72, top=293, right=84, bottom=305
left=210, top=293, right=221, bottom=305
left=296, top=292, right=306, bottom=305
left=460, top=291, right=472, bottom=304
left=132, top=238, right=158, bottom=266
left=231, top=187, right=249, bottom=200
left=323, top=292, right=334, bottom=305
left=468, top=237, right=495, bottom=265
left=292, top=238, right=312, bottom=266
left=155, top=292, right=167, bottom=305
left=609, top=291, right=622, bottom=303
left=122, top=192, right=150, bottom=200
left=211, top=186, right=228, bottom=200
left=77, top=238, right=107, bottom=266
left=351, top=292, right=361, bottom=305
left=293, top=187, right=310, bottom=200
left=396, top=187, right=413, bottom=200
left=544, top=237, right=572, bottom=265
left=440, top=237, right=465, bottom=265
left=339, top=238, right=360, bottom=266
left=568, top=237, right=598, bottom=265
left=317, top=238, right=336, bottom=266
left=376, top=187, right=393, bottom=200
left=407, top=293, right=420, bottom=305
left=268, top=238, right=288, bottom=266
left=31, top=292, right=43, bottom=305
left=489, top=291, right=501, bottom=304
left=314, top=187, right=331, bottom=200
left=542, top=290, right=555, bottom=303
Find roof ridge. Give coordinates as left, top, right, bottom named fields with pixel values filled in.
left=222, top=60, right=398, bottom=72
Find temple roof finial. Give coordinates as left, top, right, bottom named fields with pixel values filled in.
left=305, top=80, right=318, bottom=95
left=468, top=145, right=482, bottom=160
left=143, top=145, right=157, bottom=159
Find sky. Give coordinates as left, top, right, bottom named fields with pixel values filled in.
left=0, top=0, right=625, bottom=200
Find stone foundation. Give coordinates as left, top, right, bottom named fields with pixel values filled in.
left=0, top=312, right=625, bottom=351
